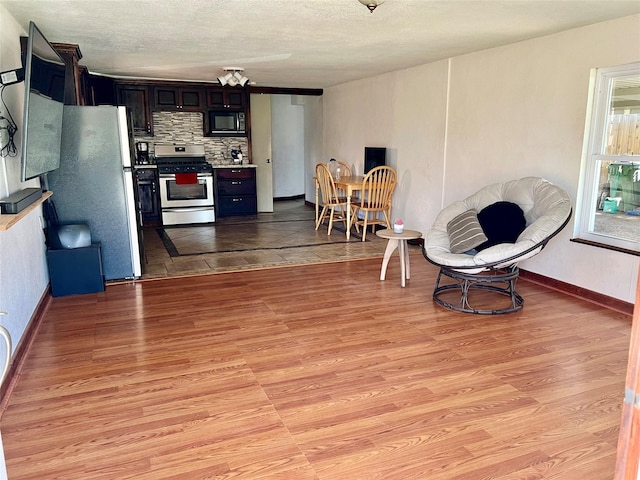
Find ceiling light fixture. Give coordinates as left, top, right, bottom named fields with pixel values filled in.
left=358, top=0, right=385, bottom=13
left=217, top=67, right=249, bottom=87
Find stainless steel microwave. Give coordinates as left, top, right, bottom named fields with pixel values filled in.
left=208, top=110, right=246, bottom=135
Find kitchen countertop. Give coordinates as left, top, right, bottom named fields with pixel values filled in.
left=211, top=164, right=257, bottom=168
left=134, top=163, right=257, bottom=169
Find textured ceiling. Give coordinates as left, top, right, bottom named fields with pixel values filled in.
left=1, top=0, right=639, bottom=89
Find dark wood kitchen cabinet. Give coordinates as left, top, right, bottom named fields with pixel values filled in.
left=214, top=168, right=257, bottom=217
left=152, top=86, right=205, bottom=111
left=87, top=74, right=115, bottom=105
left=115, top=83, right=153, bottom=135
left=207, top=87, right=246, bottom=110
left=50, top=42, right=85, bottom=105
left=136, top=168, right=161, bottom=225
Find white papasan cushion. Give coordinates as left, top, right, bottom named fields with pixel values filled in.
left=426, top=177, right=571, bottom=270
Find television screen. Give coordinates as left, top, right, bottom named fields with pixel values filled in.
left=364, top=147, right=386, bottom=173
left=20, top=21, right=66, bottom=182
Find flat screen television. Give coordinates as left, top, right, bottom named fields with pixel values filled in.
left=19, top=21, right=66, bottom=182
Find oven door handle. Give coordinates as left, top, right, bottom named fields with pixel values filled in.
left=159, top=173, right=213, bottom=179
left=162, top=206, right=214, bottom=213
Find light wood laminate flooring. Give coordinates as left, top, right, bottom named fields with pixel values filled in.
left=0, top=256, right=631, bottom=479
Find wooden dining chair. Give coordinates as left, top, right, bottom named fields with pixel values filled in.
left=336, top=160, right=352, bottom=177
left=315, top=163, right=349, bottom=235
left=335, top=160, right=353, bottom=199
left=350, top=165, right=397, bottom=241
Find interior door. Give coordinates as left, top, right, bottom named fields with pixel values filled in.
left=250, top=94, right=273, bottom=212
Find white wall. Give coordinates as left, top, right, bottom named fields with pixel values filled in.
left=324, top=14, right=640, bottom=303
left=0, top=5, right=50, bottom=354
left=271, top=95, right=305, bottom=198
left=324, top=60, right=450, bottom=233
left=0, top=7, right=49, bottom=477
left=303, top=95, right=323, bottom=204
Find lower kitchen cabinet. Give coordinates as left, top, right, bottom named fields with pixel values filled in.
left=214, top=168, right=257, bottom=217
left=136, top=168, right=161, bottom=225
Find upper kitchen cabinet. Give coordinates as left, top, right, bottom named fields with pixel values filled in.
left=207, top=87, right=246, bottom=110
left=87, top=74, right=115, bottom=105
left=115, top=83, right=153, bottom=135
left=152, top=86, right=205, bottom=111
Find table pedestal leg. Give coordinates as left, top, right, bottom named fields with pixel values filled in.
left=399, top=240, right=407, bottom=287
left=380, top=239, right=399, bottom=281
left=346, top=191, right=352, bottom=240
left=315, top=179, right=319, bottom=227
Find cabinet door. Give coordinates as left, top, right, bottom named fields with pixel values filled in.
left=207, top=88, right=246, bottom=110
left=153, top=86, right=204, bottom=111
left=217, top=196, right=258, bottom=216
left=214, top=168, right=257, bottom=217
left=136, top=174, right=160, bottom=225
left=116, top=85, right=153, bottom=135
left=208, top=89, right=225, bottom=108
left=217, top=179, right=256, bottom=196
left=87, top=74, right=115, bottom=105
left=225, top=91, right=244, bottom=109
left=216, top=168, right=255, bottom=180
left=181, top=88, right=204, bottom=108
left=154, top=87, right=178, bottom=109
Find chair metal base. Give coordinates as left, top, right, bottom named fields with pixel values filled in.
left=433, top=265, right=524, bottom=315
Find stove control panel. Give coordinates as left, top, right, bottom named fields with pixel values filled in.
left=158, top=163, right=213, bottom=174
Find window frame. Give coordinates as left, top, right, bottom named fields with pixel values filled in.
left=575, top=62, right=640, bottom=254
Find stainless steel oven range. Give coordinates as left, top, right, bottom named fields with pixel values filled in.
left=155, top=144, right=214, bottom=225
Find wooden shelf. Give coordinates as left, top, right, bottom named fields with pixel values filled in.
left=0, top=191, right=52, bottom=231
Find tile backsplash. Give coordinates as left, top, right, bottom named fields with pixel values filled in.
left=135, top=111, right=249, bottom=166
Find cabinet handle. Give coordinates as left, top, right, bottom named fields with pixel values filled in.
left=231, top=181, right=242, bottom=185
left=231, top=169, right=242, bottom=173
left=232, top=198, right=242, bottom=202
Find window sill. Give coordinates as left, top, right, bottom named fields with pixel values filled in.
left=570, top=237, right=640, bottom=257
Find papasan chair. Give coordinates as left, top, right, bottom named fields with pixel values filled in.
left=423, top=177, right=572, bottom=314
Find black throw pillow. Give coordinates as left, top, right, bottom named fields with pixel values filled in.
left=476, top=201, right=526, bottom=251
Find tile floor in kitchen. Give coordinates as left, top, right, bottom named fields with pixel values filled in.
left=139, top=199, right=400, bottom=280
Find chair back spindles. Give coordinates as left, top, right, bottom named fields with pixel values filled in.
left=315, top=163, right=349, bottom=235
left=350, top=166, right=397, bottom=241
left=316, top=163, right=339, bottom=204
left=361, top=166, right=396, bottom=210
left=334, top=161, right=352, bottom=198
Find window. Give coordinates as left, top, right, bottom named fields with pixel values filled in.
left=576, top=62, right=640, bottom=253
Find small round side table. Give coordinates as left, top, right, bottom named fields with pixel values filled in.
left=375, top=228, right=422, bottom=287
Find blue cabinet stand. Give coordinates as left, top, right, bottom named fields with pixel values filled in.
left=47, top=243, right=105, bottom=297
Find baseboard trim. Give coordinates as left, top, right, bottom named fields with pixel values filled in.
left=520, top=269, right=633, bottom=316
left=0, top=288, right=52, bottom=416
left=274, top=194, right=305, bottom=201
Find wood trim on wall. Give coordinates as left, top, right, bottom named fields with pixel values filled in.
left=615, top=272, right=640, bottom=479
left=519, top=269, right=633, bottom=316
left=0, top=290, right=51, bottom=415
left=247, top=86, right=323, bottom=96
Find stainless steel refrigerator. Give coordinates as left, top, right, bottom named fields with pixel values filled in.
left=47, top=105, right=142, bottom=281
